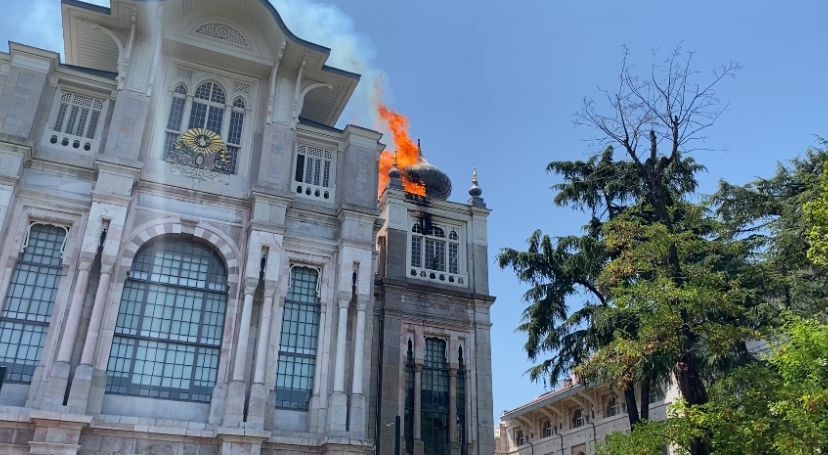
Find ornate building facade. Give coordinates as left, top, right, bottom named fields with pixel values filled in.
left=495, top=378, right=676, bottom=455
left=0, top=1, right=495, bottom=454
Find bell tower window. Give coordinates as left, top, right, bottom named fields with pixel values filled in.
left=409, top=218, right=465, bottom=286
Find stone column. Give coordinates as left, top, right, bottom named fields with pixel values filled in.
left=56, top=263, right=92, bottom=363
left=414, top=363, right=424, bottom=455
left=66, top=263, right=113, bottom=411
left=327, top=298, right=349, bottom=432
left=44, top=259, right=92, bottom=407
left=449, top=367, right=458, bottom=454
left=224, top=278, right=257, bottom=426
left=247, top=282, right=275, bottom=426
left=348, top=299, right=367, bottom=436
left=79, top=267, right=112, bottom=366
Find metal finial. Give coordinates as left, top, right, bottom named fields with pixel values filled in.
left=469, top=167, right=482, bottom=198
left=417, top=138, right=422, bottom=153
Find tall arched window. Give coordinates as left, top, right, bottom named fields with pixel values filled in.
left=275, top=266, right=320, bottom=410
left=404, top=339, right=415, bottom=455
left=572, top=408, right=584, bottom=428
left=105, top=236, right=228, bottom=403
left=457, top=346, right=467, bottom=455
left=163, top=81, right=242, bottom=175
left=0, top=223, right=67, bottom=383
left=189, top=82, right=225, bottom=133
left=422, top=338, right=450, bottom=454
left=542, top=418, right=553, bottom=437
left=224, top=97, right=245, bottom=174
left=164, top=84, right=188, bottom=154
left=606, top=395, right=622, bottom=417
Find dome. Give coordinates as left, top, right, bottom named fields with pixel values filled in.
left=403, top=162, right=452, bottom=200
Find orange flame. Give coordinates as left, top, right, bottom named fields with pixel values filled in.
left=376, top=97, right=426, bottom=196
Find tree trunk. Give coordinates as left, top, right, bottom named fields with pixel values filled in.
left=674, top=341, right=711, bottom=455
left=639, top=379, right=650, bottom=421
left=623, top=385, right=640, bottom=428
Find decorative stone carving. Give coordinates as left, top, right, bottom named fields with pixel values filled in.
left=166, top=128, right=232, bottom=181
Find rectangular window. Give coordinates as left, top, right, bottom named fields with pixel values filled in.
left=0, top=224, right=67, bottom=383
left=275, top=267, right=320, bottom=410
left=294, top=144, right=335, bottom=201
left=411, top=236, right=422, bottom=268
left=51, top=91, right=104, bottom=140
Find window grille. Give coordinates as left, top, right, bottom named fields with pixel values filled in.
left=47, top=90, right=104, bottom=153
left=275, top=266, right=320, bottom=410
left=294, top=143, right=334, bottom=201
left=422, top=338, right=450, bottom=455
left=410, top=220, right=465, bottom=286
left=105, top=237, right=227, bottom=403
left=0, top=224, right=67, bottom=383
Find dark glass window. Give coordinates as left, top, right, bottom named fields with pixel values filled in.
left=457, top=347, right=467, bottom=455
left=275, top=267, right=320, bottom=410
left=422, top=338, right=450, bottom=455
left=0, top=224, right=67, bottom=383
left=105, top=236, right=227, bottom=403
left=404, top=340, right=415, bottom=454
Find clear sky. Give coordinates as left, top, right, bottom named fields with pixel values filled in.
left=3, top=0, right=827, bottom=423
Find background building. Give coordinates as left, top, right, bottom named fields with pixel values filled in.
left=495, top=378, right=676, bottom=455
left=0, top=0, right=494, bottom=454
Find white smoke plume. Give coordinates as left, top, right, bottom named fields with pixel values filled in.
left=270, top=0, right=385, bottom=128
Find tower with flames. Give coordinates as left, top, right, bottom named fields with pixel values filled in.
left=373, top=149, right=495, bottom=455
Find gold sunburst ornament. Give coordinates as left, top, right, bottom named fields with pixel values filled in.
left=179, top=128, right=225, bottom=156
left=168, top=128, right=231, bottom=174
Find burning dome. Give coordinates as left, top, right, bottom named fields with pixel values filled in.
left=402, top=161, right=452, bottom=200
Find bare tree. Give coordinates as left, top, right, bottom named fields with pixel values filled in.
left=577, top=47, right=739, bottom=455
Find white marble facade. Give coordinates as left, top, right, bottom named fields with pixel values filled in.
left=0, top=1, right=495, bottom=454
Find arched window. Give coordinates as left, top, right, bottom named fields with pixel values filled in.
left=275, top=266, right=321, bottom=410
left=606, top=395, right=622, bottom=417
left=572, top=408, right=584, bottom=428
left=223, top=97, right=246, bottom=174
left=163, top=81, right=241, bottom=175
left=542, top=418, right=553, bottom=437
left=105, top=236, right=228, bottom=402
left=164, top=84, right=188, bottom=154
left=410, top=220, right=463, bottom=284
left=0, top=223, right=67, bottom=383
left=422, top=338, right=450, bottom=454
left=515, top=428, right=526, bottom=446
left=404, top=339, right=415, bottom=455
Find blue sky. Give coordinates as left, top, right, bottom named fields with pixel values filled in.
left=3, top=0, right=828, bottom=422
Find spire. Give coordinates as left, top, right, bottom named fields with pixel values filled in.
left=387, top=152, right=402, bottom=191
left=468, top=167, right=485, bottom=207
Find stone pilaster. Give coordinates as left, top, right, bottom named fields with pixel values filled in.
left=224, top=278, right=258, bottom=427
left=348, top=298, right=368, bottom=437
left=327, top=298, right=350, bottom=433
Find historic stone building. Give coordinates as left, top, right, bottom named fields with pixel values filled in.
left=495, top=378, right=677, bottom=455
left=0, top=0, right=495, bottom=454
